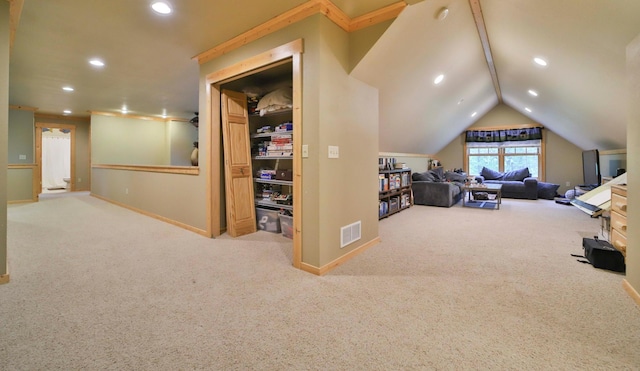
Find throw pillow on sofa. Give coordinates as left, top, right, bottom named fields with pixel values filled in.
left=537, top=181, right=561, bottom=200
left=430, top=167, right=445, bottom=181
left=480, top=166, right=531, bottom=181
left=412, top=168, right=446, bottom=183
left=445, top=171, right=466, bottom=183
left=502, top=167, right=531, bottom=181
left=412, top=171, right=436, bottom=182
left=480, top=167, right=503, bottom=180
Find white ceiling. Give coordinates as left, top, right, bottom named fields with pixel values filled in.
left=9, top=0, right=640, bottom=153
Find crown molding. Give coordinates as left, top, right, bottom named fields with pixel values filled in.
left=8, top=0, right=23, bottom=55
left=193, top=0, right=407, bottom=65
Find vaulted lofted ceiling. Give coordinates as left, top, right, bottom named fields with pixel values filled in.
left=9, top=0, right=640, bottom=154
left=353, top=0, right=640, bottom=153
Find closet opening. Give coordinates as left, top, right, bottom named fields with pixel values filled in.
left=206, top=39, right=303, bottom=268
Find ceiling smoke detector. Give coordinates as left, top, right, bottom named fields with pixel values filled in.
left=436, top=7, right=449, bottom=21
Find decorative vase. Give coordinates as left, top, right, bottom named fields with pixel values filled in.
left=191, top=142, right=199, bottom=166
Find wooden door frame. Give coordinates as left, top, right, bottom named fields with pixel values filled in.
left=35, top=122, right=76, bottom=198
left=205, top=39, right=303, bottom=268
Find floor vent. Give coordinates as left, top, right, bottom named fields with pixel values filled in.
left=340, top=221, right=361, bottom=248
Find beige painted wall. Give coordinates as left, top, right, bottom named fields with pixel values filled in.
left=199, top=15, right=381, bottom=268
left=169, top=120, right=198, bottom=166
left=436, top=104, right=584, bottom=195
left=545, top=130, right=583, bottom=195
left=7, top=167, right=33, bottom=201
left=91, top=115, right=169, bottom=165
left=625, top=33, right=639, bottom=300
left=74, top=120, right=91, bottom=191
left=434, top=134, right=464, bottom=170
left=90, top=114, right=208, bottom=233
left=349, top=19, right=394, bottom=72
left=8, top=109, right=34, bottom=163
left=317, top=17, right=379, bottom=265
left=91, top=168, right=206, bottom=231
left=1, top=1, right=9, bottom=277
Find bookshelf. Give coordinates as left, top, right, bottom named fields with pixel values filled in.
left=379, top=168, right=412, bottom=219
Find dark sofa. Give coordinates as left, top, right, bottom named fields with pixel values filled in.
left=475, top=167, right=539, bottom=200
left=412, top=168, right=465, bottom=207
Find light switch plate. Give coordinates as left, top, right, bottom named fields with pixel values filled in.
left=302, top=144, right=309, bottom=158
left=328, top=145, right=339, bottom=158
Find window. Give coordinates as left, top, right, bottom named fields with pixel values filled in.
left=465, top=127, right=544, bottom=179
left=466, top=142, right=543, bottom=178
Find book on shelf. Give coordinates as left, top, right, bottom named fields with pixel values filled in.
left=379, top=176, right=389, bottom=192
left=401, top=173, right=410, bottom=187
left=401, top=193, right=410, bottom=208
left=388, top=174, right=401, bottom=190
left=379, top=201, right=389, bottom=217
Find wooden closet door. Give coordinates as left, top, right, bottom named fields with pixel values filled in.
left=221, top=90, right=256, bottom=237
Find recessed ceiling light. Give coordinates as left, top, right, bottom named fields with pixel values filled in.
left=434, top=74, right=445, bottom=85
left=471, top=112, right=477, bottom=118
left=62, top=86, right=74, bottom=92
left=525, top=107, right=532, bottom=113
left=89, top=59, right=105, bottom=67
left=63, top=110, right=72, bottom=114
left=533, top=57, right=547, bottom=67
left=151, top=1, right=172, bottom=14
left=528, top=89, right=538, bottom=97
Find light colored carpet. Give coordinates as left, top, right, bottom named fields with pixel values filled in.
left=2, top=193, right=639, bottom=370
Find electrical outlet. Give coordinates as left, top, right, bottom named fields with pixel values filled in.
left=302, top=144, right=309, bottom=158
left=19, top=154, right=26, bottom=160
left=566, top=181, right=571, bottom=187
left=328, top=145, right=339, bottom=159
left=78, top=178, right=82, bottom=183
left=125, top=188, right=129, bottom=194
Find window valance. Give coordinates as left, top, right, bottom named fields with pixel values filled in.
left=465, top=127, right=543, bottom=143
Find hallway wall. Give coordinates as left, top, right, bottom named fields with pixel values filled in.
left=1, top=1, right=10, bottom=280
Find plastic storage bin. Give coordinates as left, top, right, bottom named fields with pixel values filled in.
left=256, top=207, right=281, bottom=233
left=278, top=214, right=293, bottom=239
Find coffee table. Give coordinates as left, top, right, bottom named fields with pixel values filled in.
left=462, top=183, right=503, bottom=209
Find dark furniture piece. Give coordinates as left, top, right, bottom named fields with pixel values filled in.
left=462, top=183, right=503, bottom=209
left=474, top=167, right=538, bottom=200
left=411, top=168, right=465, bottom=207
